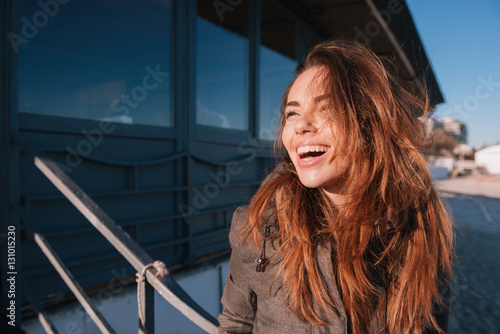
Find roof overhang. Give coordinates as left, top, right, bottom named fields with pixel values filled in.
left=293, top=0, right=444, bottom=106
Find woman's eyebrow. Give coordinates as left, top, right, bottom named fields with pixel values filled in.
left=285, top=101, right=300, bottom=107
left=286, top=95, right=328, bottom=108
left=314, top=94, right=329, bottom=103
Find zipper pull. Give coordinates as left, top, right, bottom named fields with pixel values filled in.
left=256, top=225, right=271, bottom=272
left=255, top=257, right=269, bottom=272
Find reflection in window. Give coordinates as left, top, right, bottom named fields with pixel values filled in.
left=196, top=0, right=249, bottom=130
left=259, top=0, right=298, bottom=140
left=17, top=0, right=173, bottom=127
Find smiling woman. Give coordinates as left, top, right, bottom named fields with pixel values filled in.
left=281, top=67, right=348, bottom=201
left=218, top=40, right=454, bottom=334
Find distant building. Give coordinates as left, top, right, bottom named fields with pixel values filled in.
left=453, top=143, right=475, bottom=158
left=476, top=145, right=500, bottom=174
left=437, top=117, right=468, bottom=143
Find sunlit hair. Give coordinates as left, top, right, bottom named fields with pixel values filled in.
left=242, top=40, right=453, bottom=334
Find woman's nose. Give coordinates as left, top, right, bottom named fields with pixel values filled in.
left=294, top=111, right=318, bottom=135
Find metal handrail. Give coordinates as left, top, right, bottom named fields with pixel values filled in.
left=19, top=274, right=59, bottom=334
left=14, top=133, right=219, bottom=333
left=14, top=205, right=116, bottom=334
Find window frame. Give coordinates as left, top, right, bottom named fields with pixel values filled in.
left=12, top=0, right=329, bottom=145
left=14, top=0, right=178, bottom=140
left=192, top=0, right=254, bottom=142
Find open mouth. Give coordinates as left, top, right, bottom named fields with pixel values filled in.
left=297, top=145, right=330, bottom=161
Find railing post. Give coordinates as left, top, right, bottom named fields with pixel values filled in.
left=20, top=275, right=59, bottom=334
left=13, top=133, right=220, bottom=333
left=33, top=232, right=116, bottom=333
left=139, top=280, right=155, bottom=334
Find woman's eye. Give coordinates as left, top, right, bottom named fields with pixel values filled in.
left=285, top=111, right=298, bottom=119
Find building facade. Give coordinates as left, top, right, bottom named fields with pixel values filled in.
left=0, top=0, right=443, bottom=332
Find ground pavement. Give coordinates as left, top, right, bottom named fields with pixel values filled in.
left=434, top=175, right=500, bottom=333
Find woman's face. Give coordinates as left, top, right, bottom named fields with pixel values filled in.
left=282, top=67, right=347, bottom=198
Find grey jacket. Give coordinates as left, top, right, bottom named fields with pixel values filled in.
left=218, top=206, right=449, bottom=334
left=218, top=206, right=382, bottom=333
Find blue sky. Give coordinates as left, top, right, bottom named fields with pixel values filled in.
left=407, top=0, right=500, bottom=147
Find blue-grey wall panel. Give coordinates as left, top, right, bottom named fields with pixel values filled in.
left=29, top=199, right=94, bottom=234
left=191, top=212, right=228, bottom=236
left=14, top=123, right=279, bottom=299
left=138, top=219, right=178, bottom=245
left=192, top=234, right=232, bottom=259
left=95, top=193, right=178, bottom=222
left=137, top=162, right=178, bottom=189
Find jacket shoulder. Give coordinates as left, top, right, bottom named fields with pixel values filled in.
left=229, top=206, right=250, bottom=250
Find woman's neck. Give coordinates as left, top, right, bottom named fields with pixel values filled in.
left=322, top=187, right=345, bottom=207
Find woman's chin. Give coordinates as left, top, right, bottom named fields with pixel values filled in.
left=296, top=175, right=324, bottom=189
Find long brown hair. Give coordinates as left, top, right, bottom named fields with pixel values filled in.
left=242, top=40, right=453, bottom=333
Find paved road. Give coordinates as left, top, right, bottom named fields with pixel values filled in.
left=435, top=175, right=500, bottom=333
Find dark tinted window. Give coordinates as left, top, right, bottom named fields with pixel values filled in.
left=196, top=0, right=249, bottom=130
left=16, top=0, right=174, bottom=127
left=259, top=0, right=298, bottom=140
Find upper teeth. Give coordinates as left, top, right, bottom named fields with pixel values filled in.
left=297, top=145, right=329, bottom=154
